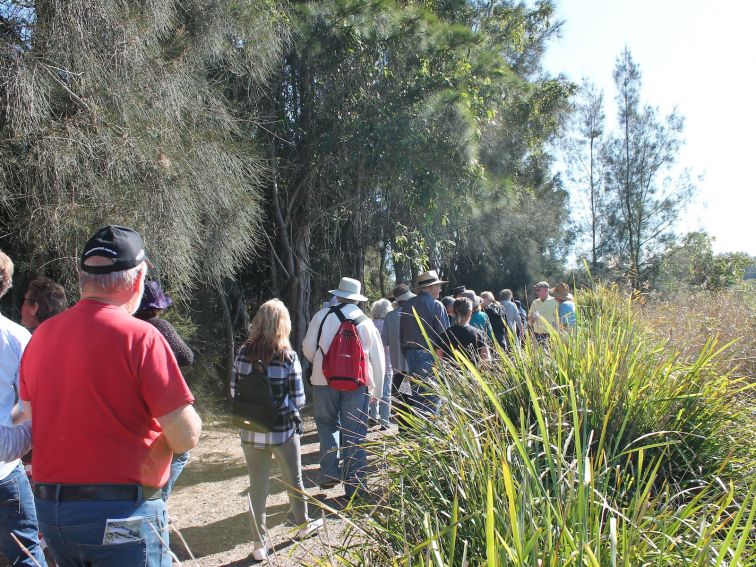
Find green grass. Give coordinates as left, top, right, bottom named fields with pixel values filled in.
left=316, top=285, right=756, bottom=566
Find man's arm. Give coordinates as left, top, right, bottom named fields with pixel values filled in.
left=302, top=311, right=322, bottom=363
left=360, top=322, right=385, bottom=400
left=288, top=354, right=306, bottom=410
left=528, top=301, right=537, bottom=323
left=381, top=316, right=391, bottom=347
left=0, top=421, right=32, bottom=462
left=12, top=400, right=30, bottom=424
left=157, top=404, right=202, bottom=454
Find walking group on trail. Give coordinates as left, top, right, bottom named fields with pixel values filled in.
left=0, top=224, right=577, bottom=566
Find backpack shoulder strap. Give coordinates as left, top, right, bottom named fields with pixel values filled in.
left=351, top=314, right=368, bottom=326
left=335, top=306, right=367, bottom=327
left=316, top=304, right=346, bottom=354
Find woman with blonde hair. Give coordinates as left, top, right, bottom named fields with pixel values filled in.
left=230, top=299, right=321, bottom=560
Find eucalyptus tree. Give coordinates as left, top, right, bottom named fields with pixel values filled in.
left=0, top=0, right=287, bottom=296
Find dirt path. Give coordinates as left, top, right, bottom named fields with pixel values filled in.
left=166, top=409, right=380, bottom=566
left=0, top=408, right=380, bottom=566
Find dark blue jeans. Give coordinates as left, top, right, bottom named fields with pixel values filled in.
left=0, top=463, right=47, bottom=566
left=406, top=348, right=441, bottom=414
left=36, top=490, right=170, bottom=566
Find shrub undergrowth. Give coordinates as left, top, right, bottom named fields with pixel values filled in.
left=319, top=285, right=756, bottom=566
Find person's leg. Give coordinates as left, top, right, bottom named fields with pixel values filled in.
left=36, top=494, right=169, bottom=567
left=339, top=388, right=370, bottom=498
left=368, top=398, right=378, bottom=422
left=241, top=443, right=273, bottom=546
left=391, top=372, right=411, bottom=430
left=408, top=349, right=439, bottom=415
left=272, top=434, right=309, bottom=525
left=312, top=385, right=341, bottom=485
left=379, top=371, right=392, bottom=428
left=0, top=464, right=47, bottom=567
left=161, top=451, right=190, bottom=501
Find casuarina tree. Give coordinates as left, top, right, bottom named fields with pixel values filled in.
left=0, top=0, right=288, bottom=294
left=601, top=48, right=696, bottom=287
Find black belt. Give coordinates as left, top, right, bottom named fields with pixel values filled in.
left=34, top=484, right=162, bottom=502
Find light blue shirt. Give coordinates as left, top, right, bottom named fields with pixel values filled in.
left=501, top=300, right=521, bottom=333
left=558, top=301, right=577, bottom=329
left=0, top=313, right=31, bottom=480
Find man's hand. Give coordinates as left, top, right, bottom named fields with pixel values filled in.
left=157, top=404, right=202, bottom=453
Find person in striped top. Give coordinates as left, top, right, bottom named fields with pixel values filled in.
left=230, top=299, right=322, bottom=561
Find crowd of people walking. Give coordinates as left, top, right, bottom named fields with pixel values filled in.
left=0, top=224, right=577, bottom=566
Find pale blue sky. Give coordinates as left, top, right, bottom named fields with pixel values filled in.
left=543, top=0, right=755, bottom=255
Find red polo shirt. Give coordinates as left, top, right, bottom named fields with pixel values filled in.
left=19, top=299, right=194, bottom=488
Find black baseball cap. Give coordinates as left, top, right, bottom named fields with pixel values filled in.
left=80, top=225, right=151, bottom=274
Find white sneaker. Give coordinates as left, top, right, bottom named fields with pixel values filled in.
left=252, top=546, right=267, bottom=561
left=294, top=518, right=324, bottom=540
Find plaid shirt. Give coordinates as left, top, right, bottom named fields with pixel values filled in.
left=230, top=347, right=305, bottom=448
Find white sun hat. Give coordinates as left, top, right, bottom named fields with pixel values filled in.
left=328, top=277, right=368, bottom=302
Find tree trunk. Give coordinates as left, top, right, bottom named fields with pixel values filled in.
left=217, top=286, right=235, bottom=392
left=589, top=136, right=597, bottom=272
left=394, top=258, right=410, bottom=286
left=378, top=241, right=387, bottom=296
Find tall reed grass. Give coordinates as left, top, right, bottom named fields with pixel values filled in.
left=320, top=285, right=756, bottom=566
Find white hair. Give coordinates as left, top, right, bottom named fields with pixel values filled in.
left=371, top=298, right=393, bottom=320
left=79, top=263, right=146, bottom=294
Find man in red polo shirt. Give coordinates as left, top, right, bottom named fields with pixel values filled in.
left=19, top=225, right=201, bottom=566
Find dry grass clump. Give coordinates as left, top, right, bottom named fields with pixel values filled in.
left=637, top=283, right=756, bottom=383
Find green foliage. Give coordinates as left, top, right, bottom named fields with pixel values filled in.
left=324, top=285, right=756, bottom=565
left=653, top=231, right=754, bottom=291
left=0, top=0, right=288, bottom=294
left=260, top=0, right=573, bottom=320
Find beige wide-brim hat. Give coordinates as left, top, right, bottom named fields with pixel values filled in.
left=414, top=270, right=448, bottom=289
left=328, top=277, right=368, bottom=302
left=550, top=282, right=571, bottom=300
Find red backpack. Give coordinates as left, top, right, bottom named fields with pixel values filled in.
left=317, top=304, right=369, bottom=391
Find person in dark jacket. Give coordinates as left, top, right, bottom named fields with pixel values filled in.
left=135, top=280, right=194, bottom=501
left=135, top=281, right=193, bottom=367
left=480, top=291, right=507, bottom=349
left=400, top=270, right=450, bottom=414
left=440, top=298, right=489, bottom=363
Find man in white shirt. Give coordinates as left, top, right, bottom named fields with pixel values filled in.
left=303, top=277, right=385, bottom=499
left=0, top=250, right=46, bottom=567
